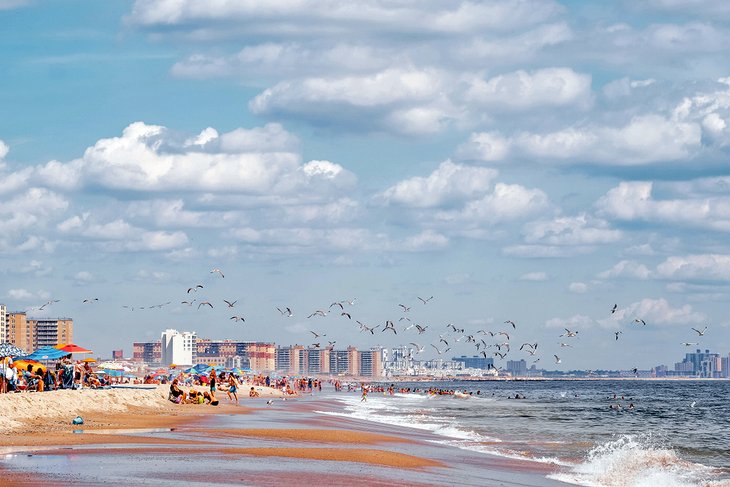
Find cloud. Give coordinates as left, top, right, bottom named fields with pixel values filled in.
left=379, top=160, right=497, bottom=208
left=465, top=67, right=593, bottom=111
left=0, top=0, right=31, bottom=10
left=401, top=230, right=449, bottom=252
left=128, top=0, right=563, bottom=35
left=30, top=122, right=355, bottom=195
left=607, top=298, right=706, bottom=326
left=568, top=282, right=587, bottom=293
left=596, top=181, right=730, bottom=232
left=656, top=254, right=730, bottom=281
left=520, top=271, right=548, bottom=281
left=545, top=314, right=595, bottom=329
left=6, top=288, right=34, bottom=300
left=57, top=213, right=188, bottom=252
left=597, top=260, right=651, bottom=280
left=73, top=271, right=95, bottom=283
left=523, top=214, right=622, bottom=246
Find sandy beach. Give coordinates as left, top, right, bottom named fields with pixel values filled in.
left=0, top=386, right=571, bottom=486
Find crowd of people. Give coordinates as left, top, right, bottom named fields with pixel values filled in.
left=0, top=354, right=117, bottom=393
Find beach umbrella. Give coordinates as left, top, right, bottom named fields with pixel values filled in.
left=19, top=346, right=68, bottom=361
left=13, top=359, right=46, bottom=373
left=82, top=358, right=96, bottom=363
left=56, top=343, right=93, bottom=354
left=97, top=361, right=124, bottom=370
left=0, top=343, right=27, bottom=357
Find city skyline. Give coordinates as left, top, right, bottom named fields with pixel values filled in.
left=1, top=1, right=730, bottom=369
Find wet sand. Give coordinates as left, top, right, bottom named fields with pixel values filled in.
left=0, top=391, right=572, bottom=486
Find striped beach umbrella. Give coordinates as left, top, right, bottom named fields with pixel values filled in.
left=0, top=343, right=27, bottom=357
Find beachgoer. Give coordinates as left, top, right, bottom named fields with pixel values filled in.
left=227, top=374, right=239, bottom=403
left=361, top=386, right=368, bottom=402
left=209, top=370, right=217, bottom=395
left=169, top=379, right=185, bottom=404
left=249, top=386, right=260, bottom=398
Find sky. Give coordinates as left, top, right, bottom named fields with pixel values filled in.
left=1, top=0, right=730, bottom=370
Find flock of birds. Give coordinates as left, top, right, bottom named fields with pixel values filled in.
left=27, top=270, right=712, bottom=368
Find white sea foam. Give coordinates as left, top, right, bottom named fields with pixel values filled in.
left=548, top=434, right=723, bottom=487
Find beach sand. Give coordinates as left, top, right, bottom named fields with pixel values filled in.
left=0, top=387, right=572, bottom=486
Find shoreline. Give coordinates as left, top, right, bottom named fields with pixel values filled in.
left=0, top=387, right=572, bottom=487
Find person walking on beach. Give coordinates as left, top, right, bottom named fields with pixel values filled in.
left=227, top=374, right=239, bottom=403
left=361, top=385, right=368, bottom=402
left=209, top=369, right=217, bottom=396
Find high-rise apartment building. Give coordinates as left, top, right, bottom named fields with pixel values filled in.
left=160, top=329, right=197, bottom=366
left=133, top=341, right=162, bottom=364
left=0, top=304, right=6, bottom=343
left=6, top=312, right=31, bottom=352
left=29, top=318, right=73, bottom=351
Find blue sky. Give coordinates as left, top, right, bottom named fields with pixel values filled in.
left=2, top=0, right=730, bottom=370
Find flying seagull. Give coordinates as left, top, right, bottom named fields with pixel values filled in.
left=277, top=307, right=293, bottom=317
left=310, top=330, right=326, bottom=338
left=230, top=315, right=245, bottom=322
left=83, top=298, right=99, bottom=303
left=210, top=268, right=224, bottom=278
left=554, top=355, right=562, bottom=364
left=223, top=300, right=237, bottom=308
left=611, top=304, right=618, bottom=314
left=634, top=318, right=646, bottom=326
left=341, top=312, right=352, bottom=319
left=383, top=321, right=397, bottom=334
left=418, top=296, right=434, bottom=305
left=197, top=301, right=213, bottom=310
left=398, top=304, right=411, bottom=312
left=560, top=328, right=578, bottom=338
left=614, top=331, right=623, bottom=341
left=187, top=285, right=203, bottom=293
left=504, top=320, right=516, bottom=329
left=409, top=343, right=425, bottom=354
left=691, top=326, right=708, bottom=336
left=307, top=310, right=328, bottom=318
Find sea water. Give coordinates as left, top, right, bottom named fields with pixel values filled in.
left=315, top=380, right=730, bottom=487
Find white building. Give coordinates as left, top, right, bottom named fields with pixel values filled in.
left=160, top=329, right=197, bottom=366
left=0, top=304, right=6, bottom=343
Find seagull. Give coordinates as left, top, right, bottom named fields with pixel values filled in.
left=382, top=321, right=397, bottom=334
left=38, top=299, right=60, bottom=310
left=439, top=337, right=449, bottom=346
left=327, top=340, right=337, bottom=348
left=431, top=344, right=449, bottom=355
left=614, top=331, right=623, bottom=341
left=267, top=399, right=274, bottom=406
left=504, top=320, right=516, bottom=329
left=307, top=310, right=328, bottom=318
left=277, top=307, right=293, bottom=317
left=83, top=298, right=99, bottom=303
left=560, top=328, right=578, bottom=338
left=223, top=300, right=237, bottom=308
left=497, top=331, right=510, bottom=340
left=398, top=304, right=411, bottom=312
left=611, top=304, right=618, bottom=314
left=554, top=355, right=562, bottom=364
left=122, top=305, right=135, bottom=311
left=342, top=298, right=357, bottom=306
left=312, top=343, right=320, bottom=348
left=691, top=326, right=708, bottom=336
left=418, top=296, right=434, bottom=305
left=681, top=342, right=699, bottom=346
left=198, top=301, right=213, bottom=310
left=330, top=302, right=344, bottom=310
left=409, top=343, right=425, bottom=354
left=399, top=316, right=412, bottom=322
left=341, top=312, right=352, bottom=319
left=210, top=268, right=224, bottom=278
left=181, top=300, right=195, bottom=306
left=690, top=401, right=696, bottom=408
left=633, top=318, right=646, bottom=326
left=415, top=324, right=428, bottom=334
left=558, top=342, right=573, bottom=348
left=494, top=352, right=506, bottom=359
left=520, top=343, right=537, bottom=351
left=230, top=315, right=245, bottom=322
left=187, top=285, right=203, bottom=293
left=310, top=331, right=326, bottom=338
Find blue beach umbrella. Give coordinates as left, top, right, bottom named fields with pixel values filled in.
left=19, top=346, right=68, bottom=361
left=0, top=343, right=27, bottom=357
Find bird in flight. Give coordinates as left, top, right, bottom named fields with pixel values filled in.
left=210, top=268, right=224, bottom=278
left=418, top=296, right=434, bottom=305
left=431, top=344, right=450, bottom=355
left=357, top=321, right=378, bottom=334
left=494, top=352, right=506, bottom=359
left=382, top=321, right=397, bottom=334
left=614, top=331, right=623, bottom=341
left=558, top=342, right=573, bottom=348
left=307, top=310, right=328, bottom=318
left=83, top=298, right=99, bottom=304
left=312, top=343, right=320, bottom=348
left=187, top=285, right=203, bottom=293
left=310, top=331, right=326, bottom=338
left=230, top=315, right=245, bottom=322
left=691, top=326, right=708, bottom=336
left=277, top=307, right=293, bottom=317
left=681, top=342, right=699, bottom=346
left=122, top=305, right=136, bottom=311
left=398, top=304, right=411, bottom=312
left=181, top=300, right=195, bottom=306
left=415, top=324, right=428, bottom=334
left=560, top=328, right=578, bottom=338
left=223, top=300, right=237, bottom=308
left=197, top=301, right=213, bottom=310
left=611, top=304, right=618, bottom=314
left=504, top=320, right=516, bottom=329
left=497, top=331, right=510, bottom=340
left=409, top=343, right=425, bottom=354
left=330, top=302, right=344, bottom=310
left=341, top=312, right=352, bottom=320
left=633, top=318, right=646, bottom=326
left=39, top=299, right=60, bottom=310
left=554, top=355, right=562, bottom=364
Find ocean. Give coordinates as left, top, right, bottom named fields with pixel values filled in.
left=315, top=379, right=730, bottom=487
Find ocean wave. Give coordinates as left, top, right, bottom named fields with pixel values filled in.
left=548, top=434, right=724, bottom=487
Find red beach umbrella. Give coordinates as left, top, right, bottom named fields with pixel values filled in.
left=56, top=343, right=93, bottom=354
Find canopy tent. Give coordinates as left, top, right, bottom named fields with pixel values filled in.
left=18, top=346, right=68, bottom=361
left=0, top=343, right=27, bottom=357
